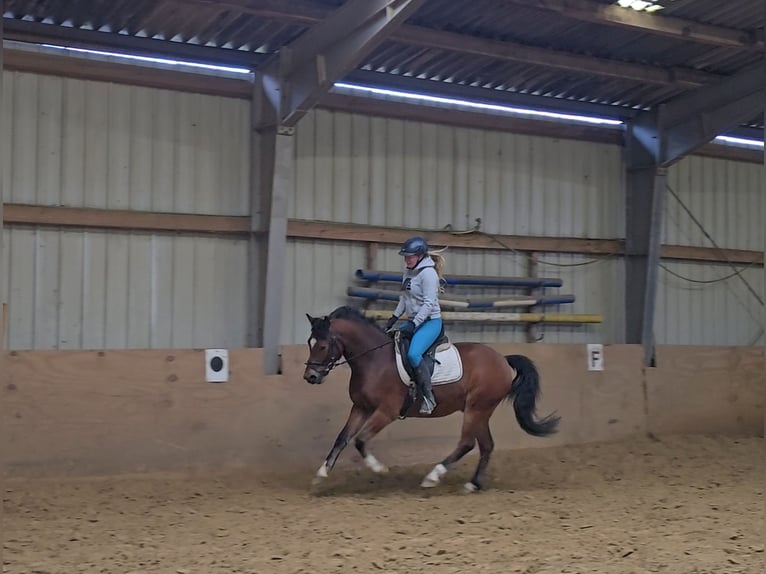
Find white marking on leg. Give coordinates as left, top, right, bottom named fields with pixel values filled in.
left=420, top=463, right=447, bottom=488
left=463, top=481, right=479, bottom=493
left=311, top=462, right=330, bottom=487
left=364, top=453, right=388, bottom=474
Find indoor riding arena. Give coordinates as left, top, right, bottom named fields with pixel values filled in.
left=1, top=1, right=764, bottom=573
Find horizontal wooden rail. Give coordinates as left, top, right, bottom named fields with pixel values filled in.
left=3, top=49, right=253, bottom=99
left=3, top=204, right=762, bottom=266
left=661, top=244, right=763, bottom=266
left=4, top=203, right=250, bottom=235
left=290, top=219, right=624, bottom=255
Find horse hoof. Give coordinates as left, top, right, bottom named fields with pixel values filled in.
left=463, top=482, right=480, bottom=493
left=421, top=464, right=447, bottom=488
left=420, top=477, right=439, bottom=488
left=364, top=454, right=388, bottom=474
left=311, top=475, right=326, bottom=487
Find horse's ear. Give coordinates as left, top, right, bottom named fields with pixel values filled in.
left=306, top=313, right=316, bottom=325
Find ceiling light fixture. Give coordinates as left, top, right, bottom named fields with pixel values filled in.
left=615, top=0, right=665, bottom=13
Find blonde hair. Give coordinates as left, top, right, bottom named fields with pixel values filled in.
left=428, top=248, right=447, bottom=293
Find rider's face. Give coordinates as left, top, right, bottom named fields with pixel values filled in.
left=404, top=254, right=419, bottom=268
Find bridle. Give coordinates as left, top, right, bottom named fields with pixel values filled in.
left=304, top=332, right=393, bottom=377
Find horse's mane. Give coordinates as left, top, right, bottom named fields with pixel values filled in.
left=310, top=306, right=384, bottom=339
left=328, top=306, right=385, bottom=333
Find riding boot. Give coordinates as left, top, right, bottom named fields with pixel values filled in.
left=414, top=361, right=436, bottom=415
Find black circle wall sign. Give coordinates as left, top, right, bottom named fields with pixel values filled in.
left=210, top=356, right=224, bottom=372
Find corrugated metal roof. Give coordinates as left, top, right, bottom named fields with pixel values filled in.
left=2, top=0, right=764, bottom=127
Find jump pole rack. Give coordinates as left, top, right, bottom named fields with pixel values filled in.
left=349, top=269, right=603, bottom=326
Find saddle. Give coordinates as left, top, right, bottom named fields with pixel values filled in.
left=394, top=325, right=463, bottom=419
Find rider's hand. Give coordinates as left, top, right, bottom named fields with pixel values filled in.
left=384, top=315, right=399, bottom=332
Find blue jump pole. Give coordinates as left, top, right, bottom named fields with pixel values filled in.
left=355, top=269, right=563, bottom=288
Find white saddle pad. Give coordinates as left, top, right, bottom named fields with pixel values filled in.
left=394, top=333, right=464, bottom=387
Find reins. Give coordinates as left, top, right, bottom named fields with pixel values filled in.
left=305, top=335, right=393, bottom=376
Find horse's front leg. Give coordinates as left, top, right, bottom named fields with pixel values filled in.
left=314, top=405, right=368, bottom=484
left=352, top=407, right=398, bottom=475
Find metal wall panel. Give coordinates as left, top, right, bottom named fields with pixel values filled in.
left=665, top=155, right=763, bottom=251
left=1, top=70, right=251, bottom=349
left=1, top=70, right=250, bottom=215
left=286, top=108, right=624, bottom=344
left=291, top=109, right=624, bottom=236
left=655, top=262, right=763, bottom=346
left=2, top=70, right=761, bottom=349
left=655, top=155, right=764, bottom=344
left=2, top=227, right=248, bottom=350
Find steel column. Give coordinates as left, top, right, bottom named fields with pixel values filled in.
left=248, top=0, right=424, bottom=373
left=762, top=33, right=765, bottom=439
left=0, top=16, right=7, bottom=566
left=624, top=152, right=667, bottom=366
left=626, top=61, right=765, bottom=364
left=1, top=16, right=5, bottom=333
left=248, top=74, right=295, bottom=375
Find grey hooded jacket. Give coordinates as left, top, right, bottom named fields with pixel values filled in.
left=393, top=255, right=442, bottom=327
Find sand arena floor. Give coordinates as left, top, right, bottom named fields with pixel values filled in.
left=3, top=434, right=763, bottom=574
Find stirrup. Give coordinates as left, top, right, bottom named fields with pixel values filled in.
left=419, top=394, right=436, bottom=415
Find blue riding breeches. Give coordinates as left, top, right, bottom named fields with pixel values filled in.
left=407, top=318, right=443, bottom=367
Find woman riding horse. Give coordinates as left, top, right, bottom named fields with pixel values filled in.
left=303, top=243, right=561, bottom=491
left=383, top=236, right=445, bottom=415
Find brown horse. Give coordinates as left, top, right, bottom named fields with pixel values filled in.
left=303, top=306, right=560, bottom=492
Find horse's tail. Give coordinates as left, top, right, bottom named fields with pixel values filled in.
left=505, top=354, right=560, bottom=437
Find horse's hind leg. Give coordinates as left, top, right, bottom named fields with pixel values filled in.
left=421, top=412, right=477, bottom=488
left=465, top=417, right=494, bottom=492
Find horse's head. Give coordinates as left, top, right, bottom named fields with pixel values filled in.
left=303, top=307, right=392, bottom=384
left=303, top=313, right=344, bottom=384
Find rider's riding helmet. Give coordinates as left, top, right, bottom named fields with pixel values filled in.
left=398, top=236, right=428, bottom=257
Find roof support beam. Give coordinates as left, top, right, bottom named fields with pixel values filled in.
left=632, top=64, right=765, bottom=167
left=661, top=90, right=764, bottom=164
left=257, top=0, right=427, bottom=126
left=502, top=0, right=763, bottom=49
